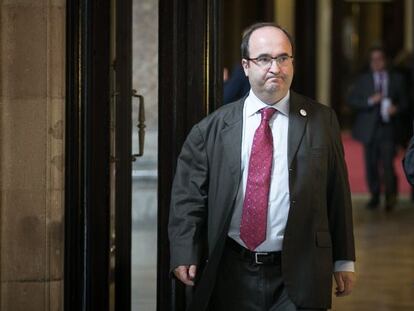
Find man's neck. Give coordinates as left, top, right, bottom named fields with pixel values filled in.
left=254, top=91, right=288, bottom=105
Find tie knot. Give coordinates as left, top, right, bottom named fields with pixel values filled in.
left=261, top=108, right=276, bottom=122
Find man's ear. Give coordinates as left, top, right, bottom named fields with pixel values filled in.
left=241, top=59, right=249, bottom=76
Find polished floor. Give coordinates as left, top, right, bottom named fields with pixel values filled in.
left=331, top=195, right=414, bottom=311
left=131, top=192, right=414, bottom=310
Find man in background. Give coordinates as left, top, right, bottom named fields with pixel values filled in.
left=348, top=47, right=408, bottom=211
left=223, top=63, right=250, bottom=104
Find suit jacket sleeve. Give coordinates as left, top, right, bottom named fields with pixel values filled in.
left=347, top=75, right=374, bottom=111
left=327, top=110, right=356, bottom=262
left=403, top=128, right=414, bottom=186
left=168, top=124, right=208, bottom=272
left=392, top=73, right=409, bottom=114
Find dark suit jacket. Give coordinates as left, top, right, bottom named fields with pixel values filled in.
left=403, top=123, right=414, bottom=185
left=347, top=71, right=408, bottom=144
left=223, top=64, right=250, bottom=104
left=169, top=92, right=355, bottom=310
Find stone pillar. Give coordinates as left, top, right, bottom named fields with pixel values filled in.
left=316, top=0, right=332, bottom=106
left=405, top=0, right=413, bottom=51
left=274, top=0, right=295, bottom=38
left=0, top=0, right=65, bottom=310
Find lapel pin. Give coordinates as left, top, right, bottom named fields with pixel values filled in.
left=300, top=109, right=307, bottom=117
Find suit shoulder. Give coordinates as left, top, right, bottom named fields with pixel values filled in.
left=389, top=70, right=405, bottom=81
left=292, top=92, right=338, bottom=130
left=196, top=98, right=244, bottom=128
left=292, top=91, right=334, bottom=114
left=351, top=71, right=372, bottom=84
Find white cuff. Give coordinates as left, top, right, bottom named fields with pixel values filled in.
left=334, top=260, right=355, bottom=272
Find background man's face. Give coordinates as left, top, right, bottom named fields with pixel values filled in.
left=370, top=50, right=386, bottom=72
left=242, top=27, right=294, bottom=101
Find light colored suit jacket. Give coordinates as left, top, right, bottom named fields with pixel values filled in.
left=169, top=91, right=355, bottom=310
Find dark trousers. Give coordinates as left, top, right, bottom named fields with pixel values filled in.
left=209, top=241, right=326, bottom=311
left=364, top=123, right=397, bottom=203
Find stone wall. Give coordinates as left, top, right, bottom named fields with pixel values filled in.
left=0, top=0, right=65, bottom=310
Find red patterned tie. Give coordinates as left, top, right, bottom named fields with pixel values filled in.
left=240, top=107, right=276, bottom=250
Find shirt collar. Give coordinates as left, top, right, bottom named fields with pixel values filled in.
left=246, top=90, right=290, bottom=117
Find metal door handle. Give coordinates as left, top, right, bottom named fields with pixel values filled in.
left=132, top=89, right=145, bottom=161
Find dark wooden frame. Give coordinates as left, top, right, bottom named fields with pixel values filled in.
left=64, top=0, right=83, bottom=308
left=293, top=0, right=316, bottom=99
left=113, top=0, right=133, bottom=310
left=65, top=0, right=111, bottom=310
left=158, top=0, right=222, bottom=310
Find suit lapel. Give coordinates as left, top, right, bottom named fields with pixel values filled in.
left=388, top=72, right=395, bottom=97
left=368, top=73, right=375, bottom=93
left=288, top=92, right=308, bottom=167
left=220, top=100, right=243, bottom=179
left=222, top=94, right=308, bottom=171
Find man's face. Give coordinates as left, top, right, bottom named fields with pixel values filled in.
left=242, top=27, right=294, bottom=102
left=370, top=50, right=386, bottom=72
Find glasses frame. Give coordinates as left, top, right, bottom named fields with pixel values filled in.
left=246, top=54, right=294, bottom=69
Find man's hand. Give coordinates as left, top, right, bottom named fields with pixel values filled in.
left=174, top=265, right=197, bottom=286
left=388, top=104, right=397, bottom=116
left=334, top=271, right=356, bottom=297
left=369, top=92, right=382, bottom=105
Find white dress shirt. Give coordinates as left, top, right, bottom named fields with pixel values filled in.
left=373, top=70, right=389, bottom=97
left=228, top=90, right=354, bottom=272
left=228, top=90, right=290, bottom=252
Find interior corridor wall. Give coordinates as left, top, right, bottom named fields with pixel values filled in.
left=0, top=0, right=65, bottom=310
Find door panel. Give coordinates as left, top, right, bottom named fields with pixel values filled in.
left=65, top=0, right=111, bottom=310
left=109, top=0, right=221, bottom=310
left=157, top=0, right=222, bottom=310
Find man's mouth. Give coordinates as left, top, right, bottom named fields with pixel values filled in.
left=267, top=76, right=283, bottom=82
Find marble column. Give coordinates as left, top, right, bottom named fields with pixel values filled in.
left=316, top=0, right=332, bottom=106
left=0, top=0, right=65, bottom=310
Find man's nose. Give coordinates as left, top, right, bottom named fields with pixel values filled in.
left=269, top=59, right=281, bottom=73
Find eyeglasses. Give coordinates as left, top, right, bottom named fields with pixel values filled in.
left=246, top=54, right=294, bottom=68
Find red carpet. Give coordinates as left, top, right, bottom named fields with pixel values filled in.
left=342, top=132, right=411, bottom=194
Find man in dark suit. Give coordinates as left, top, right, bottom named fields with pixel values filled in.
left=169, top=23, right=356, bottom=311
left=223, top=63, right=250, bottom=104
left=348, top=47, right=408, bottom=211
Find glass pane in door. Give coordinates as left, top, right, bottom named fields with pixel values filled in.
left=131, top=0, right=158, bottom=310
